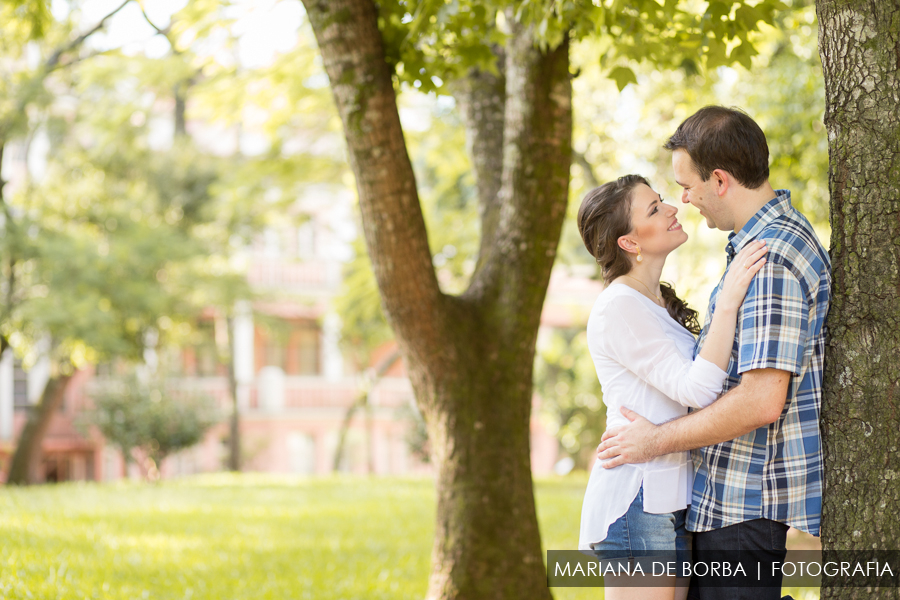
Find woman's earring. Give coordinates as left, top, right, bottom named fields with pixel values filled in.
left=636, top=248, right=643, bottom=263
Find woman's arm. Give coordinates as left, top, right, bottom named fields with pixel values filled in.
left=696, top=240, right=767, bottom=371
left=597, top=300, right=721, bottom=410
left=596, top=241, right=767, bottom=409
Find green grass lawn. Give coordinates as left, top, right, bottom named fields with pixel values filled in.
left=0, top=474, right=819, bottom=599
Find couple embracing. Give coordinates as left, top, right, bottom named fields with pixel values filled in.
left=576, top=106, right=831, bottom=600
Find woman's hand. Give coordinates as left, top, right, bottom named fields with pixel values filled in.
left=718, top=240, right=768, bottom=311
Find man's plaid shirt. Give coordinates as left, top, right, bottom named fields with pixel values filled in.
left=688, top=191, right=831, bottom=536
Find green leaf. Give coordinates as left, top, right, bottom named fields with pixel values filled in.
left=608, top=66, right=638, bottom=91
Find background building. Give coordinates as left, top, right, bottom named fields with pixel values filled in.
left=0, top=173, right=600, bottom=482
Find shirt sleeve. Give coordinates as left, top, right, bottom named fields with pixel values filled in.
left=600, top=295, right=728, bottom=409
left=736, top=261, right=808, bottom=375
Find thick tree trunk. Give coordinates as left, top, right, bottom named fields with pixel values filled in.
left=423, top=27, right=569, bottom=599
left=7, top=374, right=74, bottom=484
left=817, top=2, right=900, bottom=598
left=423, top=309, right=549, bottom=600
left=301, top=1, right=570, bottom=598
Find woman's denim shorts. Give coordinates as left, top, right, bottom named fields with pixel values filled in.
left=590, top=485, right=691, bottom=577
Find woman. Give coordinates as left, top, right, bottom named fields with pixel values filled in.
left=576, top=175, right=767, bottom=600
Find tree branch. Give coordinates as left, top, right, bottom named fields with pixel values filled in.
left=45, top=0, right=132, bottom=71
left=0, top=143, right=19, bottom=329
left=466, top=21, right=572, bottom=332
left=0, top=0, right=133, bottom=139
left=138, top=2, right=171, bottom=37
left=136, top=5, right=192, bottom=139
left=51, top=47, right=118, bottom=71
left=301, top=0, right=444, bottom=364
left=573, top=150, right=599, bottom=189
left=332, top=346, right=401, bottom=471
left=451, top=47, right=506, bottom=279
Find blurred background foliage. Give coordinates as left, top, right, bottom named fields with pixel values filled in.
left=1, top=0, right=326, bottom=372
left=81, top=375, right=219, bottom=480
left=0, top=0, right=827, bottom=469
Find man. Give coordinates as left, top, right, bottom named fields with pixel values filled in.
left=596, top=106, right=831, bottom=600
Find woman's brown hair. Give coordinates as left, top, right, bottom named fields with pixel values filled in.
left=576, top=174, right=701, bottom=335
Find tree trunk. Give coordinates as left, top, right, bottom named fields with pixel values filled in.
left=301, top=2, right=570, bottom=598
left=0, top=141, right=6, bottom=202
left=423, top=310, right=549, bottom=600
left=174, top=85, right=187, bottom=139
left=227, top=338, right=240, bottom=472
left=817, top=2, right=900, bottom=598
left=0, top=140, right=13, bottom=358
left=7, top=374, right=74, bottom=484
left=221, top=315, right=240, bottom=472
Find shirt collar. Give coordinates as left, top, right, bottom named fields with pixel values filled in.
left=725, top=190, right=792, bottom=261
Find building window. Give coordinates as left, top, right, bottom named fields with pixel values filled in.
left=264, top=339, right=286, bottom=371
left=257, top=319, right=320, bottom=375
left=194, top=321, right=221, bottom=377
left=289, top=323, right=319, bottom=375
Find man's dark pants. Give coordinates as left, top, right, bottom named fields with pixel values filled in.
left=687, top=518, right=789, bottom=600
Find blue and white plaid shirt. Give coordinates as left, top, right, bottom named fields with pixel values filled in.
left=688, top=190, right=831, bottom=536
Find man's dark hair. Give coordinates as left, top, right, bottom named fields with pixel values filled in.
left=664, top=106, right=769, bottom=189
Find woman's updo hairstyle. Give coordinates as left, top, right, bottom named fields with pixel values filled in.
left=577, top=174, right=701, bottom=335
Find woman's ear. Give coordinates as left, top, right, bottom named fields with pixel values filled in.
left=617, top=235, right=638, bottom=255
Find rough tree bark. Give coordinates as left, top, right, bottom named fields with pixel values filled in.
left=301, top=1, right=571, bottom=598
left=6, top=373, right=74, bottom=484
left=817, top=2, right=900, bottom=598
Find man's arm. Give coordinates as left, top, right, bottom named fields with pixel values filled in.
left=596, top=368, right=791, bottom=468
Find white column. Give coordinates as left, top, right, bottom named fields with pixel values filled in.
left=143, top=328, right=159, bottom=374
left=233, top=301, right=254, bottom=384
left=0, top=349, right=14, bottom=440
left=233, top=301, right=255, bottom=411
left=258, top=366, right=285, bottom=412
left=321, top=312, right=343, bottom=381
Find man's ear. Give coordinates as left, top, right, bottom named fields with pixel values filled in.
left=711, top=169, right=730, bottom=197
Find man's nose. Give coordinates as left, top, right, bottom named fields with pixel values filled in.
left=681, top=190, right=689, bottom=204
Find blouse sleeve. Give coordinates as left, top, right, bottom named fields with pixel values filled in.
left=596, top=294, right=728, bottom=409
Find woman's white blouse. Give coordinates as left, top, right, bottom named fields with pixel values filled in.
left=578, top=284, right=728, bottom=550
